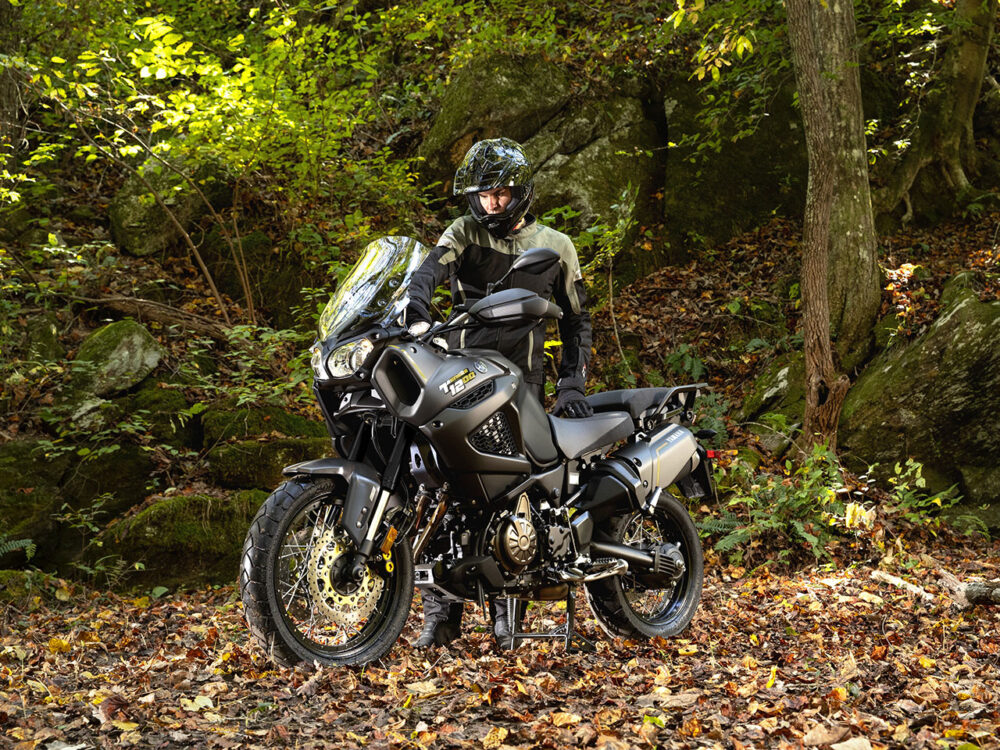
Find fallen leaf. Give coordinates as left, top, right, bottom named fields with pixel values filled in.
left=551, top=711, right=582, bottom=726
left=405, top=679, right=440, bottom=696
left=831, top=738, right=873, bottom=750
left=803, top=724, right=850, bottom=746
left=481, top=726, right=508, bottom=748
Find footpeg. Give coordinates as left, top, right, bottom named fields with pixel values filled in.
left=558, top=558, right=628, bottom=583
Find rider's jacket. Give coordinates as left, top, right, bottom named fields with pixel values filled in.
left=406, top=214, right=591, bottom=392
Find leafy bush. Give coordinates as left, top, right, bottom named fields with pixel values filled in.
left=703, top=443, right=848, bottom=564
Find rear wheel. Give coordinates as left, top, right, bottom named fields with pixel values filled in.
left=240, top=477, right=413, bottom=667
left=585, top=494, right=703, bottom=640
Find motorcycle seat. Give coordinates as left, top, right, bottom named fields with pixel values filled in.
left=585, top=388, right=674, bottom=421
left=547, top=411, right=633, bottom=459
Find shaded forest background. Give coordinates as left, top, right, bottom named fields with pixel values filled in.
left=2, top=0, right=1000, bottom=587
left=2, top=1, right=1000, bottom=748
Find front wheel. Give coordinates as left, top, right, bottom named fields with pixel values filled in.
left=240, top=477, right=414, bottom=667
left=585, top=494, right=703, bottom=640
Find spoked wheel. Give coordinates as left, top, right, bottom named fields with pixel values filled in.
left=585, top=494, right=703, bottom=640
left=240, top=477, right=413, bottom=667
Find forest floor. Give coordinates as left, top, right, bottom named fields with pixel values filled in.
left=4, top=207, right=999, bottom=749
left=2, top=526, right=999, bottom=750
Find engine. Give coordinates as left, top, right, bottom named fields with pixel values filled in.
left=491, top=493, right=538, bottom=573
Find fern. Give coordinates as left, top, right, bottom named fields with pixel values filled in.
left=699, top=513, right=741, bottom=535
left=0, top=535, right=36, bottom=561
left=714, top=527, right=751, bottom=553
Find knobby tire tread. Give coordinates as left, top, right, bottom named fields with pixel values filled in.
left=240, top=477, right=414, bottom=667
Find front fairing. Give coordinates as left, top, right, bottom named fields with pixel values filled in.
left=312, top=236, right=429, bottom=386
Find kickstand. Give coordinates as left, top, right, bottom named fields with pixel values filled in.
left=563, top=586, right=596, bottom=653
left=505, top=586, right=595, bottom=653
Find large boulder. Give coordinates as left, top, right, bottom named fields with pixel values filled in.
left=198, top=229, right=313, bottom=330
left=72, top=319, right=165, bottom=397
left=418, top=55, right=574, bottom=184
left=0, top=440, right=72, bottom=566
left=839, top=274, right=1000, bottom=515
left=201, top=404, right=327, bottom=446
left=94, top=490, right=267, bottom=587
left=525, top=94, right=663, bottom=259
left=735, top=351, right=805, bottom=456
left=206, top=437, right=332, bottom=489
left=109, top=158, right=231, bottom=257
left=418, top=56, right=663, bottom=267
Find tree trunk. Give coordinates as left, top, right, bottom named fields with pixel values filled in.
left=877, top=0, right=998, bottom=221
left=785, top=0, right=853, bottom=451
left=0, top=0, right=22, bottom=169
left=821, top=2, right=880, bottom=371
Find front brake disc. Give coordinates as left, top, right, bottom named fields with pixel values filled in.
left=306, top=526, right=384, bottom=628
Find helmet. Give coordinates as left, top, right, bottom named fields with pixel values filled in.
left=453, top=138, right=535, bottom=239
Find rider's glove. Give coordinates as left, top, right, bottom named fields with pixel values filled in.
left=408, top=320, right=430, bottom=337
left=553, top=388, right=593, bottom=419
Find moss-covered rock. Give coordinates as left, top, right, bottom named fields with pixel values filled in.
left=526, top=95, right=663, bottom=273
left=0, top=440, right=71, bottom=558
left=198, top=229, right=313, bottom=330
left=23, top=313, right=66, bottom=362
left=94, top=490, right=267, bottom=587
left=206, top=437, right=331, bottom=489
left=735, top=352, right=806, bottom=457
left=60, top=444, right=158, bottom=520
left=839, top=275, right=1000, bottom=511
left=72, top=319, right=165, bottom=396
left=0, top=569, right=51, bottom=606
left=202, top=405, right=326, bottom=445
left=109, top=158, right=231, bottom=257
left=418, top=55, right=574, bottom=184
left=116, top=380, right=201, bottom=449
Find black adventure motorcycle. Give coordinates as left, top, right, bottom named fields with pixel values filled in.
left=240, top=236, right=715, bottom=666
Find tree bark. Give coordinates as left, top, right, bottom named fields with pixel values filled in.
left=785, top=0, right=853, bottom=450
left=877, top=0, right=998, bottom=220
left=0, top=0, right=23, bottom=169
left=820, top=1, right=880, bottom=370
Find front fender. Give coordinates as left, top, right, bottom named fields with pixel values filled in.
left=282, top=458, right=381, bottom=547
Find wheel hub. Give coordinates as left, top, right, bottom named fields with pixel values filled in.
left=306, top=527, right=384, bottom=628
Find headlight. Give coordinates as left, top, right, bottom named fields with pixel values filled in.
left=325, top=338, right=374, bottom=378
left=310, top=344, right=325, bottom=379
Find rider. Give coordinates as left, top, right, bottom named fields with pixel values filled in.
left=405, top=137, right=594, bottom=648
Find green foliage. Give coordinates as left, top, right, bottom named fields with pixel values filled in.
left=664, top=343, right=706, bottom=381
left=0, top=533, right=36, bottom=562
left=883, top=458, right=961, bottom=528
left=694, top=392, right=729, bottom=449
left=703, top=443, right=848, bottom=564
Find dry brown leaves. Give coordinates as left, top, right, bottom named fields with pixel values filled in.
left=3, top=533, right=999, bottom=749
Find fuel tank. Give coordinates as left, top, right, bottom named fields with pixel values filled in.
left=370, top=343, right=558, bottom=500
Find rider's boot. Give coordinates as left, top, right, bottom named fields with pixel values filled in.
left=413, top=591, right=463, bottom=648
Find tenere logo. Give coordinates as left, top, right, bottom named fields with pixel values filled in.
left=440, top=368, right=476, bottom=396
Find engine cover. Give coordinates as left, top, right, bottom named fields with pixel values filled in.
left=493, top=515, right=537, bottom=571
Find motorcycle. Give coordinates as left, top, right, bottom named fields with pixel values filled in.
left=240, top=236, right=715, bottom=666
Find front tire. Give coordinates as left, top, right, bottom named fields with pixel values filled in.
left=240, top=477, right=414, bottom=667
left=585, top=494, right=703, bottom=640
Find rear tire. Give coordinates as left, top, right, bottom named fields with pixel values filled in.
left=240, top=477, right=414, bottom=667
left=585, top=494, right=703, bottom=640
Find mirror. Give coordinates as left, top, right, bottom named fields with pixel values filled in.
left=509, top=247, right=560, bottom=275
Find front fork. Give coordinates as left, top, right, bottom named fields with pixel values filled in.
left=344, top=421, right=413, bottom=584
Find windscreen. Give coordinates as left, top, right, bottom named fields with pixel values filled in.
left=318, top=236, right=430, bottom=341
